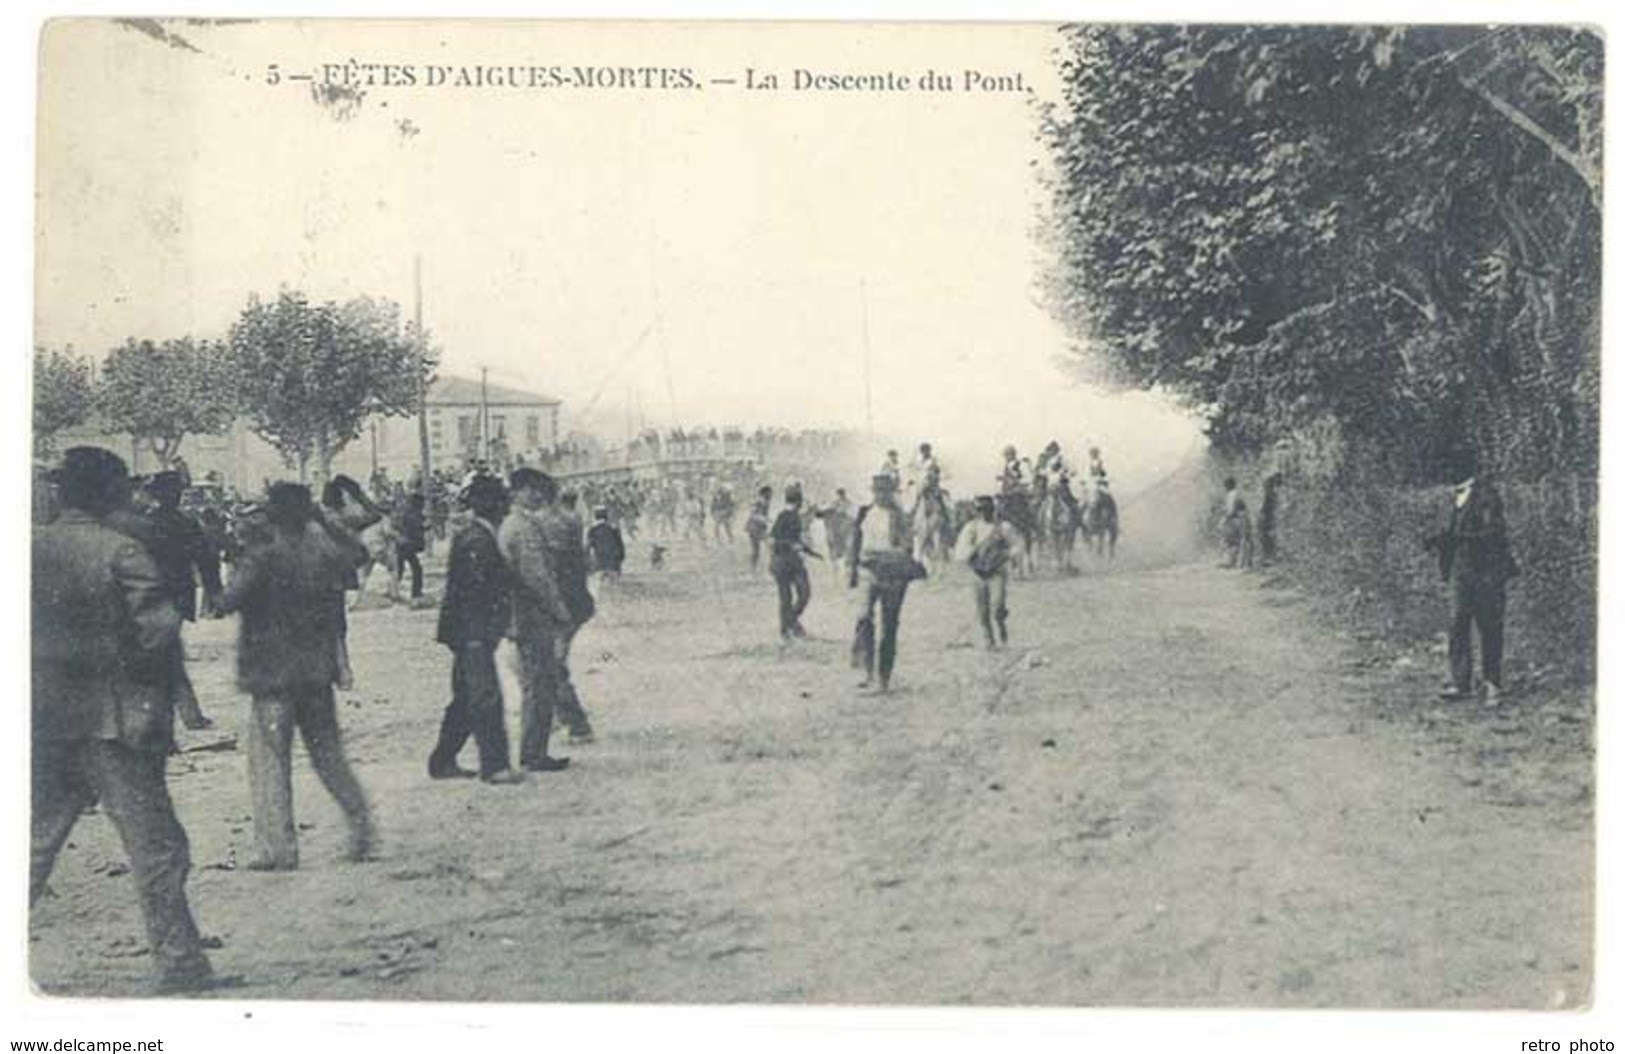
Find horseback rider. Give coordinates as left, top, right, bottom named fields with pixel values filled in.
left=878, top=450, right=903, bottom=488
left=1088, top=445, right=1108, bottom=482
left=1035, top=440, right=1066, bottom=481
left=999, top=446, right=1026, bottom=495
left=909, top=443, right=947, bottom=516
left=1054, top=470, right=1081, bottom=517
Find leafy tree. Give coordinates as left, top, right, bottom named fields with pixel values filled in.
left=32, top=347, right=95, bottom=458
left=96, top=337, right=239, bottom=468
left=1041, top=25, right=1601, bottom=484
left=229, top=290, right=436, bottom=480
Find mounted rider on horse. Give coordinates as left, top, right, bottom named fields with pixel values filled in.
left=909, top=442, right=953, bottom=570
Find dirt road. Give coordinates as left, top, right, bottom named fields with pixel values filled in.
left=29, top=540, right=1593, bottom=1007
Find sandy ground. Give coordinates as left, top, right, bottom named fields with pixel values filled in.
left=29, top=538, right=1593, bottom=1008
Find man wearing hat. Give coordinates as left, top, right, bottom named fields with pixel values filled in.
left=32, top=447, right=216, bottom=992
left=429, top=476, right=522, bottom=784
left=849, top=472, right=918, bottom=692
left=1427, top=451, right=1519, bottom=703
left=216, top=483, right=374, bottom=869
left=125, top=470, right=222, bottom=731
left=587, top=505, right=626, bottom=591
left=501, top=468, right=576, bottom=771
left=769, top=482, right=815, bottom=639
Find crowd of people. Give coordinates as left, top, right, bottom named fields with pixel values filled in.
left=31, top=425, right=1519, bottom=996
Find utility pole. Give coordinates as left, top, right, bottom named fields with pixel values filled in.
left=480, top=366, right=490, bottom=460
left=860, top=278, right=874, bottom=437
left=415, top=255, right=431, bottom=489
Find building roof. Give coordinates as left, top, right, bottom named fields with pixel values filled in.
left=428, top=374, right=561, bottom=408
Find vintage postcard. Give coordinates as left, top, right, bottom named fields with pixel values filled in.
left=25, top=15, right=1600, bottom=1021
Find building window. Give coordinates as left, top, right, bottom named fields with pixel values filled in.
left=491, top=415, right=506, bottom=439
left=457, top=415, right=476, bottom=449
left=526, top=415, right=540, bottom=446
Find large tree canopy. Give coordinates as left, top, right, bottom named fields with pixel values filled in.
left=97, top=337, right=239, bottom=467
left=1041, top=25, right=1600, bottom=483
left=32, top=347, right=95, bottom=459
left=229, top=290, right=435, bottom=480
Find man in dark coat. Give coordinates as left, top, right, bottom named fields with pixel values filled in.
left=397, top=491, right=428, bottom=600
left=31, top=448, right=216, bottom=993
left=539, top=487, right=597, bottom=745
left=501, top=468, right=575, bottom=772
left=105, top=482, right=216, bottom=734
left=428, top=476, right=521, bottom=784
left=769, top=482, right=814, bottom=639
left=216, top=483, right=374, bottom=869
left=142, top=471, right=222, bottom=729
left=1428, top=453, right=1519, bottom=703
left=587, top=506, right=626, bottom=588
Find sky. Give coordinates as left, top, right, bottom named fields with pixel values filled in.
left=34, top=19, right=1205, bottom=484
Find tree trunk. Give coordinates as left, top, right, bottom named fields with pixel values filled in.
left=149, top=434, right=184, bottom=469
left=317, top=429, right=333, bottom=485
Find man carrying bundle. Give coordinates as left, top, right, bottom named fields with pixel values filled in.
left=955, top=495, right=1015, bottom=649
left=849, top=473, right=923, bottom=693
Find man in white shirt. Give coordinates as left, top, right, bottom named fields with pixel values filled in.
left=848, top=474, right=915, bottom=692
left=954, top=495, right=1013, bottom=648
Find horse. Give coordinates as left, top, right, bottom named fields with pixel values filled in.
left=911, top=489, right=955, bottom=575
left=1040, top=483, right=1081, bottom=573
left=997, top=488, right=1039, bottom=577
left=1080, top=484, right=1119, bottom=561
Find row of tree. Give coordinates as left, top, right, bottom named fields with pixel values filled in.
left=34, top=290, right=437, bottom=480
left=1041, top=25, right=1601, bottom=484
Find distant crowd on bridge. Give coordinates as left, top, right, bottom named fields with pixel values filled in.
left=444, top=424, right=851, bottom=480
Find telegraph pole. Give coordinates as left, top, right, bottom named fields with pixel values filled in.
left=480, top=365, right=490, bottom=460
left=860, top=278, right=875, bottom=437
left=415, top=255, right=431, bottom=488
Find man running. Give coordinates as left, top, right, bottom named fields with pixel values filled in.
left=849, top=474, right=919, bottom=693
left=955, top=495, right=1014, bottom=648
left=769, top=483, right=815, bottom=639
left=745, top=485, right=772, bottom=573
left=710, top=484, right=737, bottom=546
